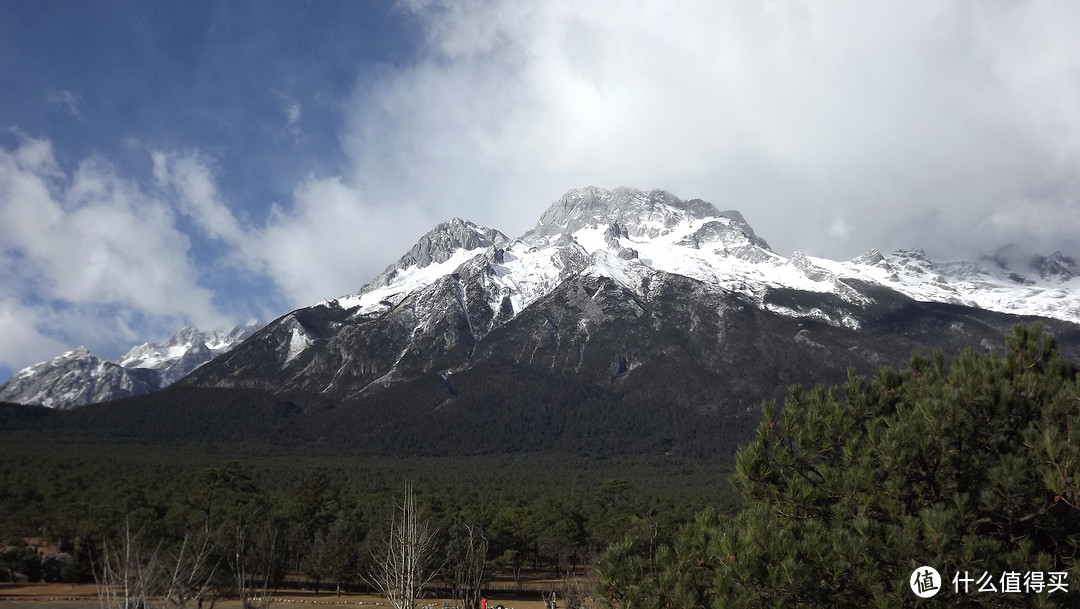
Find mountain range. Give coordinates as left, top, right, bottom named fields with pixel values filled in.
left=3, top=187, right=1079, bottom=456
left=0, top=323, right=260, bottom=409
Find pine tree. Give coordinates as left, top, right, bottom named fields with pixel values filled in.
left=597, top=325, right=1080, bottom=608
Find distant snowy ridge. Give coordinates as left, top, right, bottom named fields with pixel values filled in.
left=119, top=323, right=262, bottom=385
left=0, top=322, right=261, bottom=409
left=815, top=248, right=1080, bottom=325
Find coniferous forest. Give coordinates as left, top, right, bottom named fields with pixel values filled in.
left=1, top=325, right=1078, bottom=608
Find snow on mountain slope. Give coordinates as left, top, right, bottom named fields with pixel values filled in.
left=120, top=324, right=260, bottom=369
left=318, top=218, right=510, bottom=317
left=174, top=185, right=1080, bottom=410
left=118, top=322, right=262, bottom=386
left=323, top=247, right=491, bottom=316
left=811, top=249, right=1080, bottom=324
left=10, top=186, right=1079, bottom=410
left=319, top=186, right=1080, bottom=332
left=0, top=347, right=159, bottom=409
left=0, top=322, right=261, bottom=409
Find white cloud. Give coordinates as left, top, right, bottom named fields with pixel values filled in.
left=254, top=175, right=435, bottom=305
left=151, top=150, right=247, bottom=245
left=147, top=148, right=439, bottom=307
left=46, top=89, right=83, bottom=120
left=0, top=136, right=398, bottom=370
left=0, top=136, right=230, bottom=368
left=275, top=92, right=304, bottom=146
left=0, top=297, right=68, bottom=370
left=828, top=213, right=851, bottom=242
left=333, top=0, right=1080, bottom=262
left=285, top=101, right=302, bottom=128
left=138, top=147, right=438, bottom=309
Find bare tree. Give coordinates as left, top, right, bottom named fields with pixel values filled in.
left=95, top=521, right=156, bottom=609
left=229, top=519, right=279, bottom=609
left=159, top=535, right=218, bottom=609
left=445, top=523, right=489, bottom=609
left=369, top=482, right=439, bottom=609
left=558, top=568, right=593, bottom=609
left=95, top=521, right=218, bottom=609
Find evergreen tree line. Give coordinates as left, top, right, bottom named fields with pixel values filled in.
left=0, top=448, right=731, bottom=607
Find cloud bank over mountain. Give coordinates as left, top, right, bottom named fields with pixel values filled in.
left=2, top=0, right=1080, bottom=374
left=346, top=0, right=1080, bottom=262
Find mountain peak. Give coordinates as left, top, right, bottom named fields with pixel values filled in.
left=0, top=321, right=262, bottom=409
left=62, top=346, right=95, bottom=360
left=529, top=187, right=717, bottom=237
left=851, top=248, right=889, bottom=268
left=359, top=217, right=509, bottom=294
left=1035, top=251, right=1079, bottom=282
left=121, top=322, right=260, bottom=371
left=0, top=346, right=158, bottom=410
left=164, top=325, right=203, bottom=347
left=526, top=187, right=770, bottom=252
left=981, top=245, right=1079, bottom=284
left=409, top=218, right=508, bottom=265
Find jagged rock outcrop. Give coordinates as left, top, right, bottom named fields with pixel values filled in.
left=1035, top=251, right=1079, bottom=282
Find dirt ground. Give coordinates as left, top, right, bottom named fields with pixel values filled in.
left=0, top=582, right=563, bottom=609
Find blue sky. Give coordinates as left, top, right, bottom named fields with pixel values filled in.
left=3, top=0, right=1080, bottom=380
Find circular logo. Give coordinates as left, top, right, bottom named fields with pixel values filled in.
left=910, top=566, right=942, bottom=598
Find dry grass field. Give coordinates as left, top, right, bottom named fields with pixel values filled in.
left=0, top=582, right=567, bottom=609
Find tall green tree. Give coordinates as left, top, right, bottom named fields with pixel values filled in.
left=490, top=505, right=534, bottom=589
left=598, top=325, right=1080, bottom=608
left=305, top=515, right=366, bottom=595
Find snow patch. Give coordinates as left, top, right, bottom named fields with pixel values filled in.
left=322, top=248, right=484, bottom=315
left=285, top=326, right=312, bottom=363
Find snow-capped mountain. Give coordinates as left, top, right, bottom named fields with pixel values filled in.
left=119, top=324, right=262, bottom=386
left=0, top=322, right=261, bottom=409
left=12, top=186, right=1079, bottom=456
left=0, top=348, right=160, bottom=410
left=320, top=186, right=1080, bottom=331
left=181, top=187, right=1080, bottom=415
left=358, top=217, right=510, bottom=296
